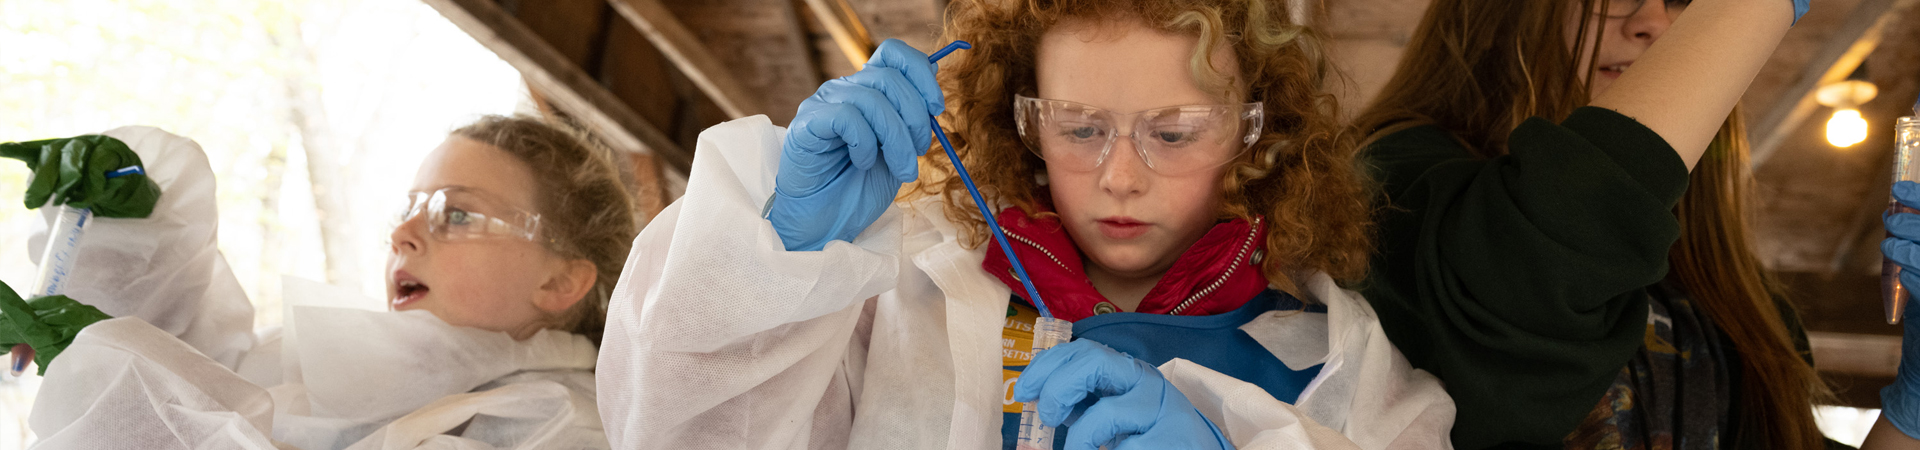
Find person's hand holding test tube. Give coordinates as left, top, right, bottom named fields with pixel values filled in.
left=1872, top=96, right=1920, bottom=447
left=0, top=134, right=159, bottom=375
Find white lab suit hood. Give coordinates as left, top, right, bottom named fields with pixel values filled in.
left=22, top=127, right=610, bottom=450
left=596, top=116, right=1456, bottom=450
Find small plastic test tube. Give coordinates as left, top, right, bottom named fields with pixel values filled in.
left=1886, top=111, right=1920, bottom=324
left=1015, top=316, right=1072, bottom=450
left=28, top=165, right=141, bottom=296
left=12, top=205, right=89, bottom=377
left=31, top=206, right=90, bottom=297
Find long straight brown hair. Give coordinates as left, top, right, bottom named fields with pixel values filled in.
left=1354, top=0, right=1829, bottom=448
left=1667, top=111, right=1832, bottom=448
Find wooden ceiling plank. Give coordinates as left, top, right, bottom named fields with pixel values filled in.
left=802, top=0, right=877, bottom=67
left=422, top=0, right=693, bottom=175
left=1810, top=331, right=1902, bottom=377
left=512, top=0, right=613, bottom=72
left=1825, top=144, right=1898, bottom=274
left=1751, top=0, right=1917, bottom=167
left=599, top=16, right=686, bottom=138
left=607, top=0, right=765, bottom=119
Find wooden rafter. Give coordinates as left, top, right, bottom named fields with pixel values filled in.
left=422, top=0, right=694, bottom=175
left=1750, top=0, right=1918, bottom=167
left=607, top=0, right=765, bottom=119
left=802, top=0, right=878, bottom=67
left=1810, top=331, right=1902, bottom=377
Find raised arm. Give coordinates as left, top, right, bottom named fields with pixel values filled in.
left=596, top=115, right=906, bottom=449
left=12, top=127, right=256, bottom=369
left=1588, top=0, right=1797, bottom=169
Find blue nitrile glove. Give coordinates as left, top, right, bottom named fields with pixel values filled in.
left=1883, top=303, right=1920, bottom=440
left=1882, top=180, right=1920, bottom=439
left=1014, top=339, right=1233, bottom=450
left=767, top=39, right=944, bottom=251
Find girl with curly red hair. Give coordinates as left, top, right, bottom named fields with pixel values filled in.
left=597, top=1, right=1453, bottom=448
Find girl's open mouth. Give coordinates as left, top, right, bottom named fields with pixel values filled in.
left=392, top=272, right=431, bottom=308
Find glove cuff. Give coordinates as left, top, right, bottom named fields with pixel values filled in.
left=765, top=194, right=834, bottom=252
left=1883, top=383, right=1920, bottom=440
left=1196, top=408, right=1234, bottom=450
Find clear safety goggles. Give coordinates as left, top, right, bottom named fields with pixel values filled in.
left=396, top=188, right=543, bottom=242
left=1601, top=0, right=1688, bottom=19
left=1013, top=95, right=1264, bottom=176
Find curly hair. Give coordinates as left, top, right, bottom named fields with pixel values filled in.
left=907, top=0, right=1372, bottom=292
left=452, top=115, right=638, bottom=345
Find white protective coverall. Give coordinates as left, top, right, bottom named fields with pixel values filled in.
left=596, top=116, right=1458, bottom=450
left=22, top=126, right=610, bottom=450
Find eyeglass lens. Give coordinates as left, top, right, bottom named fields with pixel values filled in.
left=396, top=189, right=538, bottom=241
left=1018, top=97, right=1260, bottom=175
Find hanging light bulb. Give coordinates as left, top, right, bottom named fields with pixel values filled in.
left=1828, top=108, right=1869, bottom=147
left=1816, top=63, right=1879, bottom=149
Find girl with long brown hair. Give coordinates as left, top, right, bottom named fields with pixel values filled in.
left=596, top=0, right=1454, bottom=448
left=1352, top=0, right=1823, bottom=448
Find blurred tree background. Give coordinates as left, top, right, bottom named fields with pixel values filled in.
left=0, top=0, right=527, bottom=446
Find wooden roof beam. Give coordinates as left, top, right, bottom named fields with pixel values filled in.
left=1751, top=0, right=1918, bottom=167
left=422, top=0, right=694, bottom=175
left=607, top=0, right=764, bottom=119
left=1810, top=331, right=1902, bottom=377
left=802, top=0, right=877, bottom=67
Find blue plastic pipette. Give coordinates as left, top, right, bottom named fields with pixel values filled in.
left=924, top=41, right=1067, bottom=450
left=925, top=41, right=1052, bottom=320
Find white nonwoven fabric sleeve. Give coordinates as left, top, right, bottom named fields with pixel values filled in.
left=639, top=115, right=900, bottom=352
left=27, top=126, right=255, bottom=369
left=597, top=115, right=904, bottom=449
left=28, top=317, right=280, bottom=450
